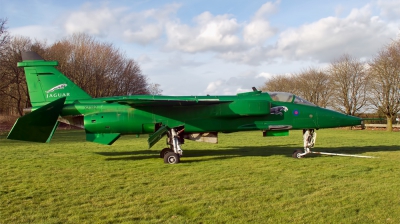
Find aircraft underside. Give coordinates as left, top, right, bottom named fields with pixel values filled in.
left=157, top=127, right=372, bottom=164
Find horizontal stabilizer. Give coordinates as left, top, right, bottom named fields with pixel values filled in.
left=7, top=97, right=66, bottom=143
left=86, top=132, right=121, bottom=145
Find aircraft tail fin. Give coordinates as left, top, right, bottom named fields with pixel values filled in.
left=18, top=52, right=92, bottom=107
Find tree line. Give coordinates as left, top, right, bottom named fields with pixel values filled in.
left=261, top=38, right=400, bottom=131
left=0, top=18, right=162, bottom=116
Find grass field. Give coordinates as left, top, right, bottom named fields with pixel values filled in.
left=1, top=129, right=399, bottom=223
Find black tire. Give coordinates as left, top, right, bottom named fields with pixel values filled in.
left=292, top=150, right=304, bottom=159
left=164, top=152, right=180, bottom=164
left=160, top=148, right=173, bottom=158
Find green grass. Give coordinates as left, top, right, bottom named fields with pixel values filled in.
left=1, top=129, right=400, bottom=223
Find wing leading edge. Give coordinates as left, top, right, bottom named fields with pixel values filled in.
left=104, top=97, right=233, bottom=107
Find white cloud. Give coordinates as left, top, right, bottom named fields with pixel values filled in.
left=256, top=72, right=275, bottom=79
left=204, top=71, right=269, bottom=95
left=218, top=46, right=272, bottom=65
left=164, top=2, right=279, bottom=64
left=59, top=1, right=278, bottom=65
left=63, top=3, right=179, bottom=44
left=64, top=4, right=123, bottom=37
left=269, top=4, right=398, bottom=62
left=9, top=25, right=63, bottom=43
left=165, top=12, right=242, bottom=52
left=121, top=4, right=180, bottom=44
left=166, top=54, right=204, bottom=68
left=243, top=20, right=275, bottom=45
left=123, top=24, right=163, bottom=44
left=243, top=1, right=278, bottom=45
left=334, top=5, right=346, bottom=17
left=137, top=54, right=152, bottom=64
left=163, top=1, right=399, bottom=66
left=254, top=1, right=280, bottom=20
left=377, top=0, right=400, bottom=21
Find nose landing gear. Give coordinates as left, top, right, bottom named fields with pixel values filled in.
left=292, top=129, right=374, bottom=159
left=292, top=129, right=316, bottom=158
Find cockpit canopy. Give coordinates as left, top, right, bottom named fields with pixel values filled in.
left=268, top=92, right=316, bottom=106
left=293, top=95, right=316, bottom=106
left=268, top=92, right=293, bottom=102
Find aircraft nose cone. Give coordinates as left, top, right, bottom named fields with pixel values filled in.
left=339, top=114, right=363, bottom=127
left=318, top=109, right=362, bottom=128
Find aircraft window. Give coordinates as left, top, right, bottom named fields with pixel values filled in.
left=294, top=96, right=316, bottom=106
left=268, top=92, right=294, bottom=102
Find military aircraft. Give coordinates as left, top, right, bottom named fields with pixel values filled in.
left=7, top=52, right=363, bottom=164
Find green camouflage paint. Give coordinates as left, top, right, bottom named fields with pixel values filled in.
left=8, top=52, right=362, bottom=147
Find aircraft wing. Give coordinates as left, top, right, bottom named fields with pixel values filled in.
left=104, top=97, right=233, bottom=106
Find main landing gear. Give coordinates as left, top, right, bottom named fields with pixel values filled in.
left=159, top=128, right=184, bottom=164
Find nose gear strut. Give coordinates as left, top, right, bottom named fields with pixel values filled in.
left=292, top=129, right=374, bottom=159
left=292, top=129, right=316, bottom=158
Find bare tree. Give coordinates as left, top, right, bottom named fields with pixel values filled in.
left=47, top=33, right=151, bottom=97
left=0, top=36, right=47, bottom=115
left=368, top=39, right=400, bottom=131
left=260, top=74, right=297, bottom=93
left=295, top=68, right=332, bottom=108
left=260, top=68, right=331, bottom=107
left=328, top=54, right=369, bottom=116
left=0, top=33, right=158, bottom=115
left=148, top=83, right=163, bottom=95
left=0, top=18, right=10, bottom=51
left=0, top=17, right=11, bottom=113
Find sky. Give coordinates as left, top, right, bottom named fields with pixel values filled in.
left=1, top=0, right=399, bottom=96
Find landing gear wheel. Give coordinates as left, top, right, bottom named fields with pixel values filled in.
left=164, top=152, right=180, bottom=164
left=292, top=150, right=304, bottom=159
left=160, top=148, right=173, bottom=158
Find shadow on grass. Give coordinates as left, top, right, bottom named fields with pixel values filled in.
left=95, top=145, right=400, bottom=163
left=96, top=151, right=156, bottom=161
left=51, top=130, right=87, bottom=142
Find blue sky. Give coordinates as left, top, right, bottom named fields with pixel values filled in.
left=1, top=0, right=399, bottom=95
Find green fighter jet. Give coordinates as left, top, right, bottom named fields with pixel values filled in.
left=7, top=52, right=363, bottom=164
